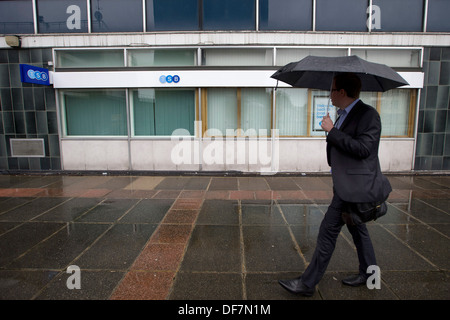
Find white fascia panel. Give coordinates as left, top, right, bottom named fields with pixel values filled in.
left=398, top=72, right=424, bottom=89
left=52, top=70, right=281, bottom=88
left=52, top=70, right=423, bottom=89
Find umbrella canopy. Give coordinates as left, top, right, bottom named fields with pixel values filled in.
left=271, top=55, right=409, bottom=92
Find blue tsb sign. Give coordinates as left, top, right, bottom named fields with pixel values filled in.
left=159, top=74, right=180, bottom=84
left=20, top=64, right=50, bottom=85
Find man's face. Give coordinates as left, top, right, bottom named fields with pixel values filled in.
left=330, top=79, right=345, bottom=109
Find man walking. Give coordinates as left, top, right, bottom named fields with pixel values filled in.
left=279, top=73, right=392, bottom=297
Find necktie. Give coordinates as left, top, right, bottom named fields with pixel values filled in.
left=336, top=109, right=345, bottom=129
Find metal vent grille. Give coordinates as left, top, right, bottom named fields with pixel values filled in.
left=10, top=139, right=45, bottom=157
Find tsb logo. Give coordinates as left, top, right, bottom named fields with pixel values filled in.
left=159, top=75, right=180, bottom=84
left=27, top=69, right=48, bottom=82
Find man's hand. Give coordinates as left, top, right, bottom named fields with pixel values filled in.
left=321, top=113, right=334, bottom=132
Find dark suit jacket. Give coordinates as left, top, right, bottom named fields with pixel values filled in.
left=326, top=100, right=392, bottom=203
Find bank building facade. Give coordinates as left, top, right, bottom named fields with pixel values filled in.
left=0, top=0, right=449, bottom=174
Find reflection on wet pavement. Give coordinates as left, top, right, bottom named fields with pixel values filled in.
left=0, top=174, right=448, bottom=300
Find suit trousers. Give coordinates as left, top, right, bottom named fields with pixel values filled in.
left=300, top=190, right=377, bottom=289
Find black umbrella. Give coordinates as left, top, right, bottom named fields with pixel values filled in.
left=271, top=55, right=409, bottom=92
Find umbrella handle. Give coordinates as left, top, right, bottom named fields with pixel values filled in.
left=325, top=73, right=335, bottom=137
left=327, top=72, right=334, bottom=114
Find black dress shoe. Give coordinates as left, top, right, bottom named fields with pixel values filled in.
left=342, top=274, right=367, bottom=287
left=278, top=277, right=314, bottom=297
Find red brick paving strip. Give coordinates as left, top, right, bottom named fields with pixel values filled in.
left=109, top=197, right=203, bottom=300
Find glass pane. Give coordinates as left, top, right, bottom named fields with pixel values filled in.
left=207, top=88, right=238, bottom=136
left=241, top=88, right=272, bottom=135
left=259, top=0, right=312, bottom=31
left=203, top=48, right=272, bottom=66
left=133, top=89, right=195, bottom=136
left=155, top=90, right=195, bottom=135
left=427, top=0, right=450, bottom=32
left=37, top=0, right=88, bottom=33
left=0, top=0, right=34, bottom=34
left=91, top=0, right=143, bottom=32
left=359, top=92, right=379, bottom=110
left=352, top=49, right=421, bottom=68
left=56, top=50, right=125, bottom=68
left=203, top=0, right=255, bottom=30
left=275, top=88, right=308, bottom=136
left=128, top=49, right=197, bottom=67
left=133, top=89, right=155, bottom=136
left=379, top=89, right=411, bottom=136
left=372, top=0, right=423, bottom=32
left=63, top=90, right=127, bottom=136
left=147, top=0, right=199, bottom=31
left=316, top=0, right=368, bottom=31
left=276, top=48, right=347, bottom=66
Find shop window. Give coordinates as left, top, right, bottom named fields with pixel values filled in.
left=371, top=0, right=423, bottom=32
left=203, top=87, right=415, bottom=138
left=55, top=49, right=125, bottom=68
left=352, top=49, right=421, bottom=68
left=128, top=49, right=197, bottom=67
left=316, top=0, right=367, bottom=31
left=207, top=88, right=238, bottom=136
left=60, top=87, right=415, bottom=139
left=132, top=89, right=195, bottom=136
left=62, top=90, right=127, bottom=136
left=37, top=0, right=88, bottom=33
left=203, top=0, right=255, bottom=30
left=204, top=88, right=272, bottom=137
left=241, top=88, right=272, bottom=135
left=378, top=89, right=416, bottom=137
left=90, top=0, right=143, bottom=32
left=0, top=0, right=34, bottom=34
left=202, top=48, right=272, bottom=66
left=275, top=88, right=308, bottom=136
left=259, top=0, right=312, bottom=31
left=355, top=90, right=416, bottom=137
left=146, top=0, right=199, bottom=31
left=427, top=0, right=450, bottom=32
left=276, top=48, right=347, bottom=67
left=359, top=92, right=379, bottom=111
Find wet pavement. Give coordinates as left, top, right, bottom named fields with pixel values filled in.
left=0, top=173, right=449, bottom=300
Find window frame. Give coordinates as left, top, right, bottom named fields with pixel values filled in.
left=200, top=87, right=417, bottom=138
left=130, top=88, right=198, bottom=138
left=60, top=88, right=129, bottom=138
left=201, top=87, right=274, bottom=138
left=378, top=89, right=417, bottom=138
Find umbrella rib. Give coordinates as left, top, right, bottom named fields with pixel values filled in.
left=373, top=75, right=385, bottom=92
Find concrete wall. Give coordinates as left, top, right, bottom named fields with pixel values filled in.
left=61, top=138, right=414, bottom=173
